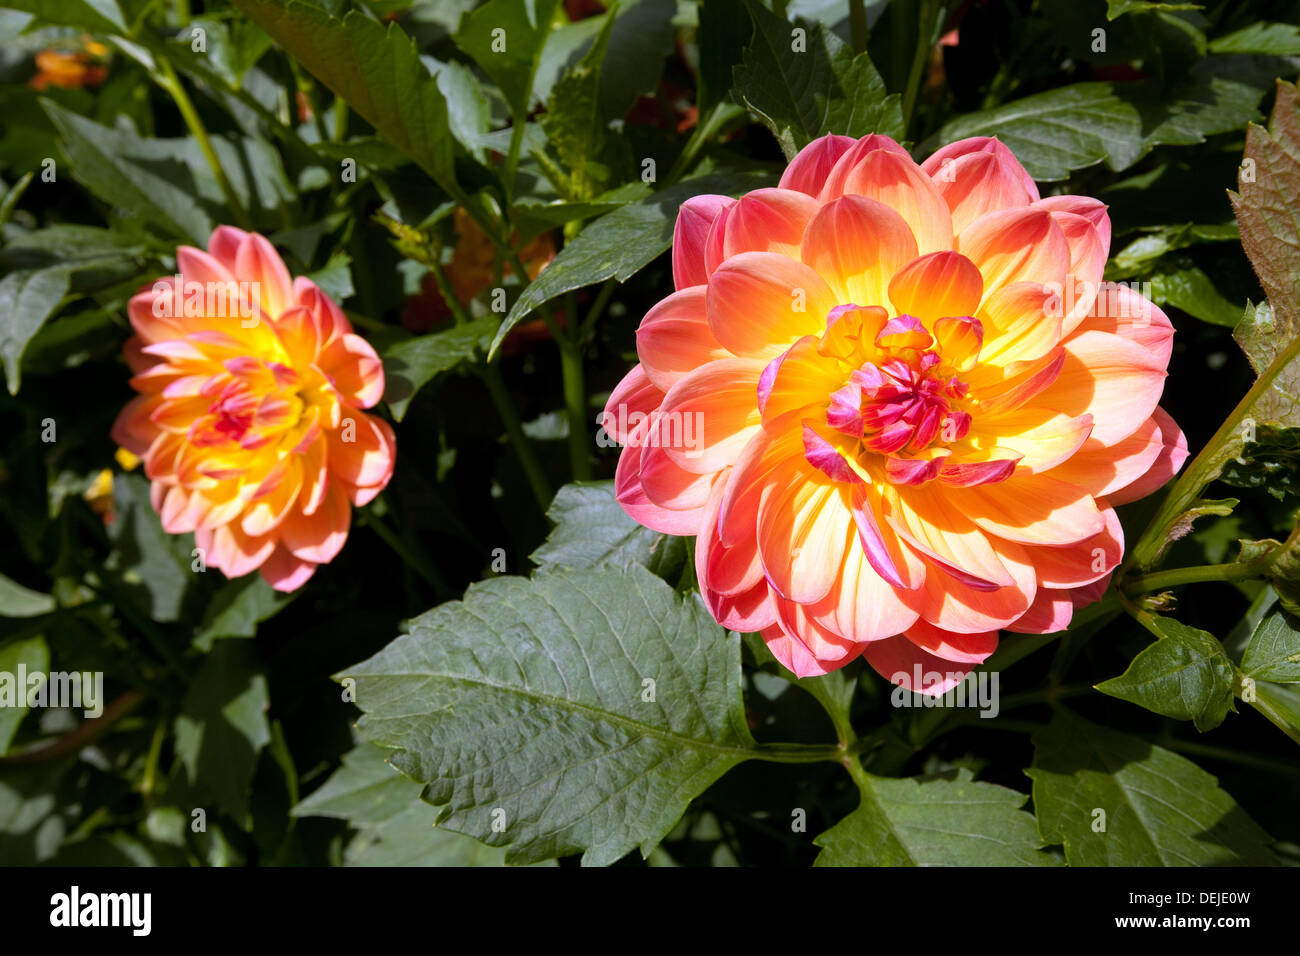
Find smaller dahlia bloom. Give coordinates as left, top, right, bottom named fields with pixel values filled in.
left=113, top=227, right=395, bottom=592
left=604, top=134, right=1189, bottom=692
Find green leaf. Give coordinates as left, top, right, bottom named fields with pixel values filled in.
left=1241, top=611, right=1300, bottom=683
left=492, top=168, right=771, bottom=355
left=193, top=575, right=297, bottom=651
left=454, top=0, right=562, bottom=120
left=105, top=473, right=195, bottom=624
left=42, top=101, right=216, bottom=244
left=537, top=11, right=624, bottom=200
left=1234, top=82, right=1300, bottom=306
left=1028, top=710, right=1275, bottom=865
left=814, top=768, right=1057, bottom=866
left=1096, top=618, right=1235, bottom=732
left=1147, top=264, right=1243, bottom=327
left=173, top=640, right=272, bottom=821
left=1233, top=301, right=1300, bottom=426
left=1220, top=422, right=1300, bottom=500
left=382, top=317, right=496, bottom=420
left=933, top=63, right=1265, bottom=182
left=594, top=0, right=676, bottom=119
left=0, top=0, right=126, bottom=34
left=0, top=636, right=48, bottom=754
left=732, top=0, right=903, bottom=160
left=530, top=481, right=688, bottom=581
left=1209, top=22, right=1300, bottom=56
left=231, top=0, right=458, bottom=192
left=1230, top=81, right=1300, bottom=424
left=1107, top=222, right=1238, bottom=275
left=1106, top=0, right=1201, bottom=18
left=0, top=267, right=70, bottom=395
left=698, top=0, right=750, bottom=117
left=0, top=574, right=55, bottom=618
left=433, top=58, right=491, bottom=162
left=342, top=564, right=756, bottom=865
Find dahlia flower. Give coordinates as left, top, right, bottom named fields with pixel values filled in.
left=112, top=227, right=394, bottom=592
left=603, top=134, right=1187, bottom=692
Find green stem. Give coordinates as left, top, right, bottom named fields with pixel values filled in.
left=153, top=57, right=249, bottom=229
left=139, top=717, right=167, bottom=797
left=577, top=279, right=617, bottom=344
left=424, top=253, right=471, bottom=327
left=751, top=742, right=846, bottom=764
left=848, top=0, right=869, bottom=53
left=901, top=1, right=938, bottom=137
left=557, top=306, right=591, bottom=481
left=503, top=116, right=528, bottom=200
left=665, top=102, right=741, bottom=185
left=1124, top=333, right=1300, bottom=573
left=1116, top=588, right=1166, bottom=640
left=1123, top=561, right=1260, bottom=594
left=333, top=96, right=348, bottom=140
left=481, top=361, right=553, bottom=510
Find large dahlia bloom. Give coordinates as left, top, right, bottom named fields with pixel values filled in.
left=112, top=227, right=395, bottom=592
left=603, top=134, right=1187, bottom=691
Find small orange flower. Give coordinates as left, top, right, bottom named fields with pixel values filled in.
left=30, top=46, right=108, bottom=91
left=112, top=227, right=395, bottom=592
left=603, top=134, right=1187, bottom=690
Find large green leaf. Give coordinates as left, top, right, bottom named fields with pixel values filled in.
left=732, top=0, right=903, bottom=159
left=173, top=641, right=272, bottom=821
left=231, top=0, right=458, bottom=192
left=342, top=564, right=756, bottom=865
left=1028, top=710, right=1275, bottom=865
left=933, top=62, right=1264, bottom=181
left=814, top=768, right=1057, bottom=866
left=492, top=169, right=771, bottom=355
left=1095, top=618, right=1236, bottom=732
left=454, top=0, right=561, bottom=120
left=382, top=318, right=496, bottom=421
left=530, top=481, right=688, bottom=581
left=1241, top=611, right=1300, bottom=683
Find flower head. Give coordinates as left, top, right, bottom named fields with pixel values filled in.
left=112, top=227, right=395, bottom=592
left=604, top=134, right=1187, bottom=691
